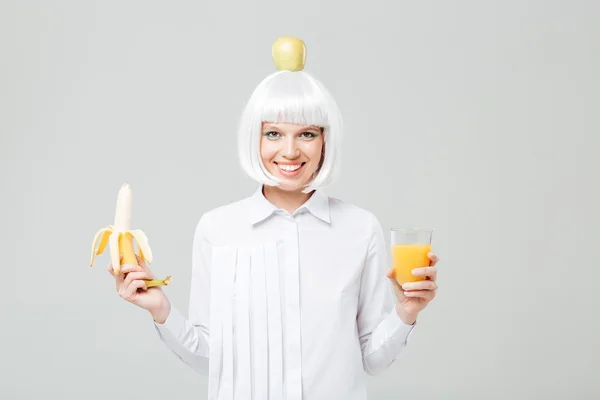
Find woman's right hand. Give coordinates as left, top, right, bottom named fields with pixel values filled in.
left=108, top=254, right=171, bottom=323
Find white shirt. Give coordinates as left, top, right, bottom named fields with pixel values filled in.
left=153, top=187, right=416, bottom=400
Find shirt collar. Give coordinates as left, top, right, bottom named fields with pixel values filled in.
left=248, top=185, right=331, bottom=225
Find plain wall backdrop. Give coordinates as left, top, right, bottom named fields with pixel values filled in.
left=1, top=0, right=599, bottom=399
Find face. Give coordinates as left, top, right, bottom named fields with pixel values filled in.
left=260, top=122, right=324, bottom=191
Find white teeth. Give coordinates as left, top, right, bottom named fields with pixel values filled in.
left=279, top=164, right=301, bottom=172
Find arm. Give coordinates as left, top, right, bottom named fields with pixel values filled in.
left=357, top=213, right=416, bottom=376
left=152, top=214, right=212, bottom=375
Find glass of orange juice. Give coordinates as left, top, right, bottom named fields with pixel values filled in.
left=391, top=228, right=433, bottom=284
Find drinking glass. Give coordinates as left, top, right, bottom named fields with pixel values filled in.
left=391, top=228, right=433, bottom=284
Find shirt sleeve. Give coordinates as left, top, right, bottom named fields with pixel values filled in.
left=152, top=213, right=212, bottom=375
left=357, top=212, right=416, bottom=376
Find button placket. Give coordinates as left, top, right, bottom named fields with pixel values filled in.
left=284, top=215, right=302, bottom=400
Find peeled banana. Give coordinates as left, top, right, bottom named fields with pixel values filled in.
left=90, top=183, right=170, bottom=288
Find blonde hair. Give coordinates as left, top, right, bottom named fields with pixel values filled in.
left=237, top=70, right=343, bottom=193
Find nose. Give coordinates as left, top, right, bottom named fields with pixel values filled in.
left=282, top=136, right=300, bottom=159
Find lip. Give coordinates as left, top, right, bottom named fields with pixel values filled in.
left=274, top=161, right=305, bottom=177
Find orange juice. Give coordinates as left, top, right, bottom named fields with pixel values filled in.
left=392, top=244, right=431, bottom=284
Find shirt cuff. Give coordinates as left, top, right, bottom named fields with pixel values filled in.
left=382, top=308, right=417, bottom=345
left=153, top=305, right=186, bottom=342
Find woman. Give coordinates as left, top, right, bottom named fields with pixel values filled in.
left=110, top=37, right=439, bottom=400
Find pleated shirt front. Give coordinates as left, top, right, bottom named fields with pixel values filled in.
left=154, top=187, right=416, bottom=400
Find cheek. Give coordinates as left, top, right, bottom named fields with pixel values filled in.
left=304, top=140, right=323, bottom=162
left=260, top=139, right=277, bottom=162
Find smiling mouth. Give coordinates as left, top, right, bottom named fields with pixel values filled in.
left=275, top=162, right=306, bottom=176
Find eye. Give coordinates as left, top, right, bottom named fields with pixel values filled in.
left=264, top=131, right=281, bottom=139
left=300, top=131, right=318, bottom=139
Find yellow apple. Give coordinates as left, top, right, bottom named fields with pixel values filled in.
left=272, top=36, right=306, bottom=71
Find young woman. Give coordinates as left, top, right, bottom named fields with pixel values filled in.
left=109, top=37, right=439, bottom=400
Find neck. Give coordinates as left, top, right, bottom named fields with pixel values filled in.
left=262, top=185, right=314, bottom=214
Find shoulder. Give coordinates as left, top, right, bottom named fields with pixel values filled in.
left=193, top=194, right=255, bottom=238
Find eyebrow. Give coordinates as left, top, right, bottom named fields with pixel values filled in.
left=263, top=124, right=321, bottom=131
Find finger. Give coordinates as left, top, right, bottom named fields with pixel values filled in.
left=108, top=255, right=142, bottom=275
left=120, top=280, right=147, bottom=302
left=402, top=280, right=438, bottom=291
left=107, top=254, right=123, bottom=275
left=412, top=266, right=437, bottom=281
left=109, top=256, right=125, bottom=286
left=403, top=290, right=436, bottom=300
left=386, top=268, right=395, bottom=280
left=113, top=265, right=143, bottom=291
left=123, top=271, right=154, bottom=287
left=119, top=263, right=144, bottom=275
left=135, top=254, right=150, bottom=271
left=386, top=268, right=405, bottom=298
left=428, top=252, right=439, bottom=266
left=134, top=254, right=156, bottom=279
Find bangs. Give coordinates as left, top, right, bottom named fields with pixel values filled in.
left=258, top=71, right=330, bottom=128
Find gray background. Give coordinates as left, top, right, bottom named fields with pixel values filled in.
left=1, top=0, right=599, bottom=399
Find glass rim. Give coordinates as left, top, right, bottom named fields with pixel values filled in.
left=390, top=227, right=435, bottom=233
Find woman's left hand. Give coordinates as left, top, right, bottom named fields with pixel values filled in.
left=386, top=252, right=439, bottom=325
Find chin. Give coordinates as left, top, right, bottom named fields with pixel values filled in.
left=275, top=179, right=310, bottom=192
left=277, top=183, right=304, bottom=192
